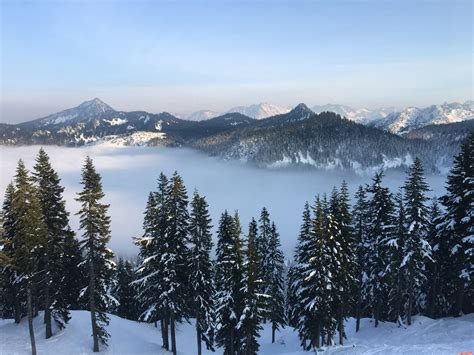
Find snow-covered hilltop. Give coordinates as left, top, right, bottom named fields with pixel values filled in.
left=226, top=102, right=291, bottom=119
left=311, top=104, right=396, bottom=125
left=372, top=101, right=474, bottom=134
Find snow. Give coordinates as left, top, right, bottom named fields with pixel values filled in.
left=375, top=101, right=474, bottom=134
left=97, top=132, right=167, bottom=147
left=105, top=118, right=128, bottom=126
left=227, top=103, right=291, bottom=120
left=1, top=311, right=473, bottom=354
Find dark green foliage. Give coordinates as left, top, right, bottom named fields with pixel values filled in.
left=215, top=211, right=245, bottom=354
left=76, top=157, right=116, bottom=350
left=188, top=191, right=215, bottom=353
left=33, top=148, right=75, bottom=335
left=240, top=218, right=264, bottom=355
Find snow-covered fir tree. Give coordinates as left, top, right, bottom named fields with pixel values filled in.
left=0, top=183, right=24, bottom=323
left=438, top=133, right=474, bottom=316
left=134, top=173, right=171, bottom=350
left=352, top=185, right=370, bottom=332
left=402, top=158, right=432, bottom=325
left=287, top=203, right=312, bottom=333
left=32, top=148, right=74, bottom=337
left=256, top=207, right=272, bottom=309
left=240, top=218, right=264, bottom=355
left=11, top=160, right=47, bottom=355
left=76, top=157, right=116, bottom=352
left=188, top=191, right=215, bottom=355
left=365, top=172, right=396, bottom=327
left=330, top=183, right=356, bottom=345
left=267, top=221, right=286, bottom=343
left=163, top=171, right=190, bottom=355
left=215, top=211, right=245, bottom=354
left=425, top=198, right=446, bottom=318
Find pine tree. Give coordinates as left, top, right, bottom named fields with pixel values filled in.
left=365, top=172, right=395, bottom=327
left=402, top=158, right=432, bottom=325
left=288, top=203, right=311, bottom=337
left=163, top=171, right=190, bottom=355
left=439, top=133, right=474, bottom=316
left=188, top=191, right=215, bottom=355
left=425, top=198, right=445, bottom=318
left=32, top=148, right=74, bottom=337
left=0, top=183, right=24, bottom=322
left=134, top=173, right=171, bottom=350
left=76, top=157, right=116, bottom=352
left=352, top=185, right=369, bottom=331
left=240, top=218, right=264, bottom=355
left=331, top=183, right=356, bottom=345
left=215, top=211, right=245, bottom=354
left=11, top=160, right=47, bottom=355
left=256, top=207, right=272, bottom=306
left=267, top=221, right=286, bottom=343
left=387, top=190, right=407, bottom=324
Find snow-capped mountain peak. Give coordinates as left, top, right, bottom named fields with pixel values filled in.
left=311, top=104, right=395, bottom=124
left=184, top=110, right=219, bottom=121
left=34, top=98, right=116, bottom=127
left=373, top=101, right=474, bottom=134
left=77, top=98, right=115, bottom=113
left=226, top=102, right=291, bottom=119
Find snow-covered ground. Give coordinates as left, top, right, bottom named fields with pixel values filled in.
left=1, top=311, right=473, bottom=354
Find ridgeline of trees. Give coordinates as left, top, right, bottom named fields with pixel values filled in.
left=0, top=133, right=473, bottom=354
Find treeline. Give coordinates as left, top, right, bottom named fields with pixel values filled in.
left=0, top=133, right=473, bottom=355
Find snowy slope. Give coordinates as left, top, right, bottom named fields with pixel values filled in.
left=373, top=101, right=474, bottom=134
left=34, top=98, right=116, bottom=127
left=1, top=311, right=473, bottom=354
left=226, top=103, right=291, bottom=119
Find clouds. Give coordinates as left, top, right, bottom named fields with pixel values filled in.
left=0, top=145, right=448, bottom=259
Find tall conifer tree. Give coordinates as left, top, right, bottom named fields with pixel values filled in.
left=76, top=157, right=116, bottom=352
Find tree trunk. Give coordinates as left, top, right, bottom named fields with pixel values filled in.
left=455, top=281, right=465, bottom=316
left=14, top=287, right=21, bottom=324
left=374, top=300, right=380, bottom=328
left=229, top=328, right=234, bottom=355
left=338, top=303, right=344, bottom=345
left=315, top=320, right=321, bottom=348
left=356, top=301, right=361, bottom=332
left=196, top=320, right=202, bottom=355
left=407, top=271, right=413, bottom=326
left=271, top=321, right=276, bottom=343
left=89, top=258, right=99, bottom=352
left=44, top=273, right=52, bottom=339
left=27, top=282, right=37, bottom=355
left=321, top=332, right=325, bottom=348
left=170, top=312, right=177, bottom=355
left=162, top=317, right=169, bottom=350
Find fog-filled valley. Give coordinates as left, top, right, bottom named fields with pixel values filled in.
left=0, top=145, right=448, bottom=258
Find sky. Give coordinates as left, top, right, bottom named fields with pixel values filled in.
left=1, top=0, right=472, bottom=123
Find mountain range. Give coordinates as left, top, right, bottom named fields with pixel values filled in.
left=1, top=98, right=472, bottom=172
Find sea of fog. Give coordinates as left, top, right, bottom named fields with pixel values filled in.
left=0, top=145, right=448, bottom=259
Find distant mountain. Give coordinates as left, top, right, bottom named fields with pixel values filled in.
left=1, top=98, right=470, bottom=172
left=184, top=110, right=219, bottom=121
left=371, top=101, right=474, bottom=134
left=226, top=103, right=290, bottom=119
left=311, top=104, right=396, bottom=124
left=192, top=105, right=449, bottom=172
left=24, top=98, right=116, bottom=128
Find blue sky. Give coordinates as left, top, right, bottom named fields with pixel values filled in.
left=1, top=0, right=472, bottom=122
